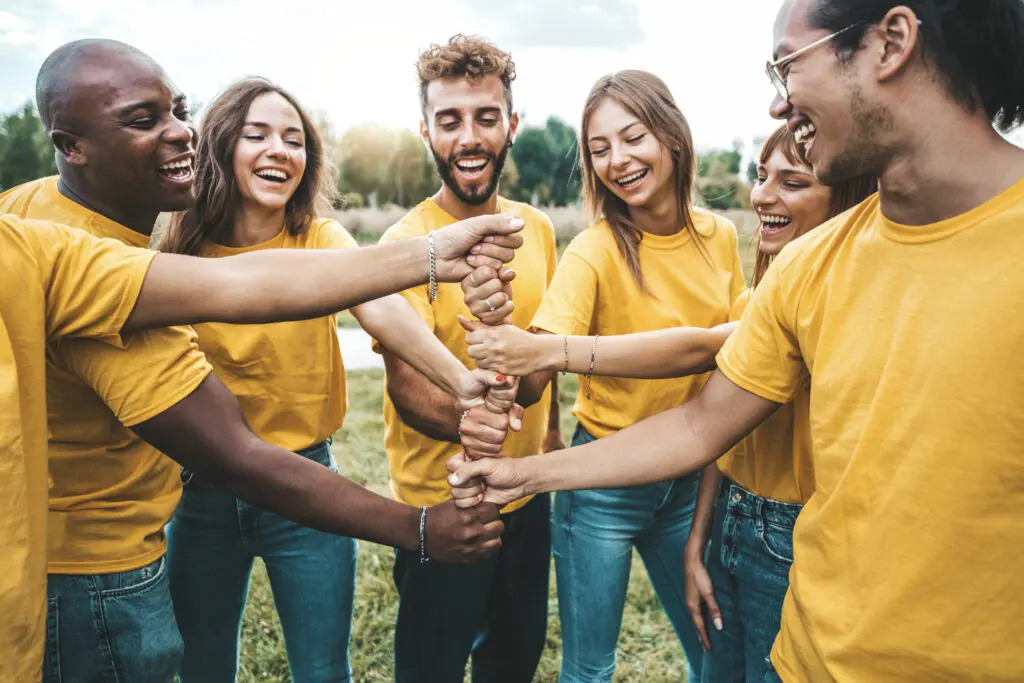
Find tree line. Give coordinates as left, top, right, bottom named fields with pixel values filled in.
left=0, top=103, right=752, bottom=210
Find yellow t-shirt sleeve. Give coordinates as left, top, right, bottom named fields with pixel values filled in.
left=542, top=216, right=558, bottom=286
left=725, top=218, right=748, bottom=304
left=530, top=251, right=598, bottom=336
left=716, top=254, right=806, bottom=404
left=24, top=218, right=156, bottom=344
left=53, top=325, right=214, bottom=428
left=314, top=218, right=360, bottom=251
left=730, top=288, right=751, bottom=322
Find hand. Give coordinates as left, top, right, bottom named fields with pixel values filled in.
left=457, top=369, right=516, bottom=410
left=684, top=541, right=722, bottom=651
left=425, top=499, right=504, bottom=563
left=433, top=214, right=525, bottom=282
left=446, top=453, right=530, bottom=508
left=541, top=428, right=566, bottom=453
left=461, top=266, right=516, bottom=325
left=459, top=316, right=552, bottom=376
left=459, top=403, right=524, bottom=460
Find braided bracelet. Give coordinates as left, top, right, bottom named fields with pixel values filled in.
left=427, top=233, right=438, bottom=303
left=585, top=335, right=599, bottom=399
left=419, top=505, right=430, bottom=564
left=562, top=335, right=569, bottom=374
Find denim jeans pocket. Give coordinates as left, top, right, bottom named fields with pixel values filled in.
left=758, top=520, right=796, bottom=565
left=98, top=557, right=184, bottom=682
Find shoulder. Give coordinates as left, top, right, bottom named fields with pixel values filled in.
left=498, top=197, right=555, bottom=235
left=379, top=201, right=438, bottom=243
left=692, top=207, right=739, bottom=243
left=306, top=216, right=359, bottom=249
left=561, top=218, right=617, bottom=267
left=773, top=195, right=878, bottom=277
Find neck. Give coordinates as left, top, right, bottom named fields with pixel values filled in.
left=629, top=187, right=682, bottom=236
left=433, top=183, right=500, bottom=221
left=876, top=106, right=1024, bottom=226
left=57, top=176, right=158, bottom=236
left=227, top=202, right=288, bottom=247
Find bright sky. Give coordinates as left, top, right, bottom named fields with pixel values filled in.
left=2, top=0, right=1022, bottom=152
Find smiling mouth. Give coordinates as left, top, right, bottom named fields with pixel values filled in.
left=159, top=159, right=193, bottom=183
left=254, top=168, right=290, bottom=183
left=794, top=121, right=817, bottom=154
left=615, top=168, right=648, bottom=189
left=454, top=157, right=490, bottom=178
left=759, top=214, right=792, bottom=233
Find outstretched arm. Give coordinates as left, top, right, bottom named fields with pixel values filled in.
left=448, top=371, right=777, bottom=505
left=464, top=321, right=738, bottom=380
left=123, top=214, right=524, bottom=334
left=132, top=374, right=504, bottom=563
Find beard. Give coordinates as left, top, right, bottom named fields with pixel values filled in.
left=429, top=133, right=512, bottom=206
left=815, top=82, right=894, bottom=185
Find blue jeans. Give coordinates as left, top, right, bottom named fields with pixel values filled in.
left=553, top=423, right=704, bottom=683
left=392, top=493, right=551, bottom=683
left=166, top=439, right=358, bottom=683
left=45, top=555, right=183, bottom=683
left=701, top=478, right=800, bottom=683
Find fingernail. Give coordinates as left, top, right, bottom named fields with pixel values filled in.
left=714, top=617, right=723, bottom=631
left=448, top=473, right=460, bottom=485
left=511, top=418, right=522, bottom=430
left=471, top=245, right=481, bottom=253
left=508, top=218, right=524, bottom=227
left=496, top=374, right=507, bottom=383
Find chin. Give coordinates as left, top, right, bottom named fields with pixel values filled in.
left=158, top=192, right=197, bottom=212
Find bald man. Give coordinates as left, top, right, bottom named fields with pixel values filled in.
left=0, top=38, right=520, bottom=683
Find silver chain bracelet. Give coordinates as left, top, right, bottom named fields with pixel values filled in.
left=419, top=505, right=430, bottom=564
left=427, top=233, right=438, bottom=303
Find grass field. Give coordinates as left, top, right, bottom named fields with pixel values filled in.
left=236, top=207, right=762, bottom=681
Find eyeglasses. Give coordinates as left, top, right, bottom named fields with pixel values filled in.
left=765, top=21, right=865, bottom=101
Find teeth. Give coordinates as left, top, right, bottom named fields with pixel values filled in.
left=160, top=159, right=191, bottom=171
left=793, top=123, right=817, bottom=144
left=457, top=158, right=488, bottom=170
left=617, top=169, right=646, bottom=185
left=759, top=214, right=791, bottom=226
left=256, top=169, right=288, bottom=181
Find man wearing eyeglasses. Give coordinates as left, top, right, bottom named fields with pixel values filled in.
left=446, top=1, right=1024, bottom=681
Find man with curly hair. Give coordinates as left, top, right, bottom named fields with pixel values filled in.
left=374, top=34, right=561, bottom=682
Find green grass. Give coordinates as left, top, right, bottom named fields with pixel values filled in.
left=237, top=371, right=691, bottom=682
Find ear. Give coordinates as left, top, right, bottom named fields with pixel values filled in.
left=508, top=111, right=520, bottom=145
left=419, top=118, right=431, bottom=146
left=50, top=129, right=87, bottom=167
left=874, top=6, right=921, bottom=83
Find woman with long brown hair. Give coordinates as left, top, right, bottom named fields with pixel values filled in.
left=157, top=77, right=515, bottom=683
left=679, top=125, right=876, bottom=682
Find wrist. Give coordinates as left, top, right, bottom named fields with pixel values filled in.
left=684, top=533, right=709, bottom=559
left=540, top=334, right=564, bottom=373
left=398, top=504, right=421, bottom=553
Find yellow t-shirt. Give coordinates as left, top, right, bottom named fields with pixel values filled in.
left=715, top=288, right=814, bottom=504
left=717, top=180, right=1024, bottom=683
left=193, top=218, right=356, bottom=451
left=0, top=215, right=155, bottom=683
left=0, top=177, right=213, bottom=574
left=532, top=209, right=745, bottom=439
left=377, top=198, right=557, bottom=513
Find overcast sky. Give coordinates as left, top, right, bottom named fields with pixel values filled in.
left=2, top=0, right=1022, bottom=153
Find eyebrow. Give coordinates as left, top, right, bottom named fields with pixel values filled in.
left=434, top=106, right=502, bottom=120
left=244, top=121, right=304, bottom=134
left=117, top=94, right=189, bottom=117
left=589, top=120, right=642, bottom=143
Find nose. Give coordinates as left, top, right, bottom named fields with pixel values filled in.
left=266, top=134, right=289, bottom=159
left=609, top=142, right=630, bottom=170
left=164, top=116, right=194, bottom=146
left=457, top=121, right=480, bottom=150
left=750, top=177, right=776, bottom=210
left=769, top=92, right=792, bottom=120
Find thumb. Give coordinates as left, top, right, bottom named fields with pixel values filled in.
left=447, top=458, right=491, bottom=487
left=509, top=404, right=525, bottom=432
left=458, top=314, right=484, bottom=333
left=499, top=268, right=517, bottom=283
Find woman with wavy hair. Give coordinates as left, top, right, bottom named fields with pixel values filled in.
left=158, top=77, right=514, bottom=683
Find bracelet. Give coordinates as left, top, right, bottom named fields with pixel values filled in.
left=585, top=335, right=599, bottom=400
left=419, top=505, right=430, bottom=564
left=562, top=335, right=569, bottom=374
left=427, top=233, right=438, bottom=303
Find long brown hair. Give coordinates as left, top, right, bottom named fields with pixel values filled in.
left=158, top=77, right=336, bottom=256
left=751, top=125, right=877, bottom=287
left=579, top=70, right=708, bottom=291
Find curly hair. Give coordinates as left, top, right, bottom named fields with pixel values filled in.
left=417, top=34, right=516, bottom=118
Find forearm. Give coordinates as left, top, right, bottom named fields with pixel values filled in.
left=548, top=375, right=561, bottom=429
left=384, top=352, right=464, bottom=442
left=516, top=369, right=557, bottom=408
left=686, top=465, right=722, bottom=553
left=561, top=326, right=734, bottom=379
left=354, top=295, right=465, bottom=397
left=126, top=238, right=430, bottom=333
left=518, top=372, right=776, bottom=494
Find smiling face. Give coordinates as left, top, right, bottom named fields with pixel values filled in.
left=584, top=97, right=675, bottom=211
left=769, top=0, right=895, bottom=184
left=421, top=74, right=516, bottom=206
left=751, top=144, right=832, bottom=254
left=232, top=92, right=307, bottom=213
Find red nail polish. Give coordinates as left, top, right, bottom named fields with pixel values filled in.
left=496, top=374, right=507, bottom=383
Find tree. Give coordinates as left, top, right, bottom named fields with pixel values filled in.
left=509, top=116, right=581, bottom=206
left=338, top=123, right=394, bottom=206
left=0, top=103, right=57, bottom=191
left=389, top=129, right=437, bottom=207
